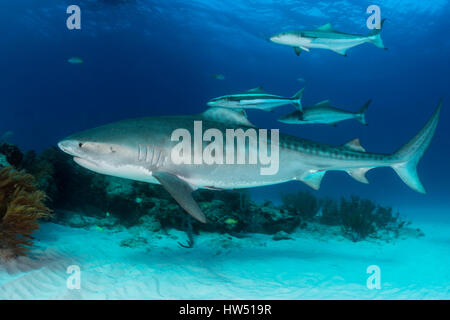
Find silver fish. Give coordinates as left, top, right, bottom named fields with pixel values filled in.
left=279, top=99, right=371, bottom=126
left=270, top=19, right=386, bottom=56
left=207, top=87, right=304, bottom=111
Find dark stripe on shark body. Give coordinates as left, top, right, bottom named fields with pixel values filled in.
left=277, top=136, right=389, bottom=161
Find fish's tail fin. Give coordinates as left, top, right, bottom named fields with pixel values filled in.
left=368, top=18, right=387, bottom=49
left=355, top=99, right=372, bottom=125
left=391, top=100, right=442, bottom=193
left=291, top=88, right=305, bottom=111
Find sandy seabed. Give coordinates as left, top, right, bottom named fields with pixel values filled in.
left=1, top=210, right=449, bottom=300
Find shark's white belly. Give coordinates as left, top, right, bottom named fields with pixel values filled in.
left=310, top=37, right=368, bottom=50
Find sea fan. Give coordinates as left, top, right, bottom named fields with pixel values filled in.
left=0, top=167, right=52, bottom=257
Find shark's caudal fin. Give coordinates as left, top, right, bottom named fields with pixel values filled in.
left=355, top=99, right=372, bottom=125
left=291, top=88, right=305, bottom=111
left=391, top=100, right=442, bottom=193
left=368, top=18, right=387, bottom=49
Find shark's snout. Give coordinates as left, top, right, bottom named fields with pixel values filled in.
left=58, top=139, right=81, bottom=157
left=269, top=35, right=280, bottom=43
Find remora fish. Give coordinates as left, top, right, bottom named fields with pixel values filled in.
left=207, top=87, right=304, bottom=111
left=279, top=99, right=371, bottom=126
left=58, top=101, right=442, bottom=223
left=270, top=19, right=387, bottom=56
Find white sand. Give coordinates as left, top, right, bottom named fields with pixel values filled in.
left=1, top=213, right=449, bottom=300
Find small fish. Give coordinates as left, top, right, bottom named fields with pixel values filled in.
left=208, top=87, right=305, bottom=112
left=212, top=74, right=225, bottom=80
left=297, top=78, right=306, bottom=83
left=270, top=19, right=386, bottom=56
left=278, top=99, right=371, bottom=126
left=95, top=225, right=104, bottom=233
left=225, top=218, right=238, bottom=225
left=68, top=57, right=83, bottom=64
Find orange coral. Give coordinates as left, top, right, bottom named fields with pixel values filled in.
left=0, top=167, right=52, bottom=257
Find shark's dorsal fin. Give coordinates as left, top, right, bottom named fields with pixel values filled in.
left=314, top=100, right=331, bottom=107
left=343, top=138, right=366, bottom=152
left=297, top=170, right=326, bottom=190
left=316, top=23, right=334, bottom=32
left=346, top=168, right=373, bottom=184
left=245, top=86, right=266, bottom=94
left=153, top=171, right=207, bottom=223
left=202, top=107, right=255, bottom=127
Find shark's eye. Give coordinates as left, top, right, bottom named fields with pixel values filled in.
left=79, top=142, right=83, bottom=148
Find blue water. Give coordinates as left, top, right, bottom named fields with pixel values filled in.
left=1, top=0, right=449, bottom=210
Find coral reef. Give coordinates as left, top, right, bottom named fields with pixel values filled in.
left=281, top=191, right=319, bottom=221
left=0, top=167, right=52, bottom=257
left=0, top=143, right=23, bottom=168
left=0, top=154, right=10, bottom=167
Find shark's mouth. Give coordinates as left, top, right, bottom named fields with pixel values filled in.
left=73, top=157, right=99, bottom=168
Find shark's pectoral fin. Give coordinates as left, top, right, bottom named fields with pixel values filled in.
left=346, top=168, right=373, bottom=184
left=153, top=172, right=207, bottom=223
left=297, top=170, right=326, bottom=190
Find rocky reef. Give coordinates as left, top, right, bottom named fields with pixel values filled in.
left=0, top=142, right=423, bottom=248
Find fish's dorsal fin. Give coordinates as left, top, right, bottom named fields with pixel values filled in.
left=297, top=170, right=326, bottom=190
left=153, top=172, right=206, bottom=223
left=314, top=100, right=331, bottom=107
left=245, top=86, right=266, bottom=94
left=343, top=138, right=366, bottom=152
left=316, top=23, right=334, bottom=32
left=202, top=107, right=255, bottom=127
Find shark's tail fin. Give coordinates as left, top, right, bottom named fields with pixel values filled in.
left=368, top=18, right=387, bottom=49
left=355, top=99, right=372, bottom=126
left=291, top=88, right=305, bottom=111
left=391, top=100, right=442, bottom=193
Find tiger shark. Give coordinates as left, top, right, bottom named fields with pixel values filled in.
left=207, top=87, right=304, bottom=111
left=270, top=19, right=386, bottom=56
left=58, top=101, right=442, bottom=223
left=278, top=99, right=371, bottom=126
